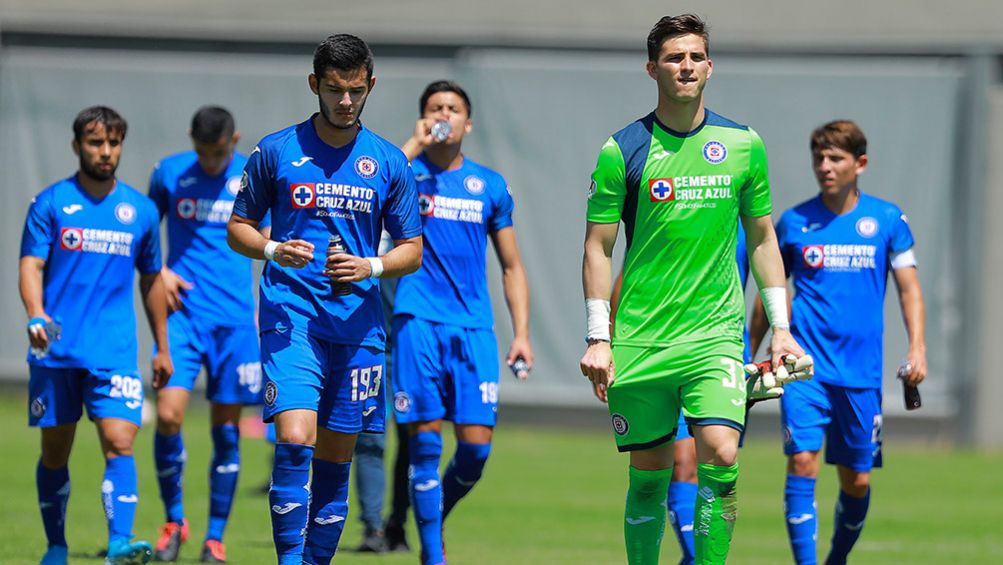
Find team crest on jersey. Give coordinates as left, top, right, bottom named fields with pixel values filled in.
left=464, top=175, right=485, bottom=195
left=355, top=156, right=379, bottom=179
left=226, top=176, right=242, bottom=196
left=702, top=140, right=727, bottom=164
left=648, top=178, right=675, bottom=202
left=177, top=198, right=197, bottom=220
left=418, top=194, right=435, bottom=216
left=394, top=392, right=411, bottom=414
left=802, top=245, right=825, bottom=268
left=239, top=171, right=249, bottom=193
left=264, top=382, right=277, bottom=406
left=855, top=217, right=879, bottom=238
left=611, top=413, right=629, bottom=436
left=60, top=228, right=84, bottom=251
left=290, top=183, right=316, bottom=208
left=587, top=179, right=597, bottom=200
left=115, top=202, right=137, bottom=225
left=30, top=397, right=46, bottom=418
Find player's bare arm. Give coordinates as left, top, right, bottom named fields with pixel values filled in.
left=159, top=266, right=194, bottom=313
left=893, top=265, right=927, bottom=385
left=491, top=226, right=533, bottom=377
left=140, top=271, right=174, bottom=389
left=19, top=256, right=51, bottom=350
left=580, top=221, right=618, bottom=401
left=401, top=118, right=438, bottom=161
left=742, top=213, right=805, bottom=367
left=227, top=213, right=314, bottom=267
left=325, top=235, right=422, bottom=282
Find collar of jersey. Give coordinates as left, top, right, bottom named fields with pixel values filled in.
left=650, top=110, right=709, bottom=139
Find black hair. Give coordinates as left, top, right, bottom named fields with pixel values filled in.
left=647, top=14, right=710, bottom=61
left=313, top=34, right=374, bottom=80
left=190, top=106, right=235, bottom=144
left=72, top=106, right=127, bottom=141
left=418, top=80, right=472, bottom=117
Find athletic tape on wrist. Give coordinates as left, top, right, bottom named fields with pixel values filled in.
left=263, top=240, right=279, bottom=261
left=585, top=298, right=611, bottom=341
left=760, top=287, right=789, bottom=330
left=366, top=257, right=384, bottom=278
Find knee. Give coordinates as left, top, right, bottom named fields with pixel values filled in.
left=788, top=452, right=819, bottom=478
left=40, top=437, right=73, bottom=468
left=708, top=443, right=738, bottom=467
left=840, top=472, right=870, bottom=497
left=156, top=406, right=184, bottom=435
left=275, top=428, right=315, bottom=446
left=103, top=436, right=134, bottom=458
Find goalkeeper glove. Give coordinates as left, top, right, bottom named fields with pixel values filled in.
left=744, top=354, right=814, bottom=406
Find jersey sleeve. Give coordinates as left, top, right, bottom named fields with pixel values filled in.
left=147, top=163, right=169, bottom=219
left=20, top=192, right=55, bottom=260
left=585, top=137, right=627, bottom=223
left=382, top=156, right=422, bottom=240
left=136, top=200, right=162, bottom=275
left=889, top=207, right=915, bottom=253
left=489, top=180, right=515, bottom=233
left=233, top=145, right=274, bottom=222
left=740, top=128, right=773, bottom=218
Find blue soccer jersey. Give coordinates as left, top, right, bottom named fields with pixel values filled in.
left=777, top=193, right=914, bottom=388
left=233, top=118, right=421, bottom=350
left=736, top=222, right=752, bottom=362
left=20, top=176, right=162, bottom=368
left=393, top=154, right=514, bottom=329
left=149, top=150, right=266, bottom=326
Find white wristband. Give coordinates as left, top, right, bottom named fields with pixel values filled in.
left=585, top=298, right=611, bottom=341
left=366, top=257, right=384, bottom=278
left=760, top=287, right=789, bottom=330
left=263, top=240, right=279, bottom=261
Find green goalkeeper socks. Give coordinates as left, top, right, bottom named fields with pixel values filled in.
left=624, top=466, right=672, bottom=565
left=694, top=463, right=739, bottom=565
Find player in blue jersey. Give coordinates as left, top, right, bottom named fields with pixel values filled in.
left=393, top=80, right=534, bottom=565
left=751, top=120, right=927, bottom=565
left=147, top=106, right=269, bottom=563
left=19, top=106, right=172, bottom=565
left=227, top=34, right=423, bottom=565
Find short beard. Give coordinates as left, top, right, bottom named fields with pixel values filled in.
left=318, top=96, right=367, bottom=130
left=79, top=157, right=116, bottom=181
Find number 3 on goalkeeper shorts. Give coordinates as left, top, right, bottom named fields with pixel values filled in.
left=350, top=365, right=383, bottom=401
left=720, top=358, right=743, bottom=389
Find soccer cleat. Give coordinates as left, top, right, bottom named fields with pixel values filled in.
left=153, top=520, right=188, bottom=562
left=355, top=527, right=387, bottom=553
left=39, top=545, right=69, bottom=565
left=384, top=520, right=410, bottom=552
left=199, top=540, right=227, bottom=563
left=105, top=539, right=153, bottom=565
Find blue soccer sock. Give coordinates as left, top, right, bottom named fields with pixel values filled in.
left=36, top=461, right=70, bottom=548
left=154, top=431, right=186, bottom=524
left=784, top=475, right=818, bottom=565
left=269, top=443, right=314, bottom=565
left=667, top=480, right=697, bottom=564
left=442, top=441, right=491, bottom=520
left=410, top=431, right=444, bottom=565
left=103, top=455, right=139, bottom=545
left=303, top=459, right=352, bottom=564
left=206, top=425, right=240, bottom=542
left=826, top=488, right=870, bottom=565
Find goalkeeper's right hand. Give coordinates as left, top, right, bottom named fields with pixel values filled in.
left=744, top=354, right=814, bottom=407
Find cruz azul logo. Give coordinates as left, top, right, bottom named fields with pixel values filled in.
left=802, top=245, right=825, bottom=268
left=60, top=227, right=134, bottom=256
left=416, top=194, right=484, bottom=223
left=289, top=182, right=375, bottom=215
left=60, top=228, right=84, bottom=251
left=703, top=141, right=727, bottom=164
left=355, top=156, right=379, bottom=179
left=803, top=243, right=878, bottom=271
left=649, top=178, right=675, bottom=202
left=290, top=183, right=316, bottom=208
left=177, top=198, right=233, bottom=223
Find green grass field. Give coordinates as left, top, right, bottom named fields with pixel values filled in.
left=1, top=392, right=1001, bottom=564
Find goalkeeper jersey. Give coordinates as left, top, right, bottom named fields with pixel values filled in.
left=587, top=110, right=772, bottom=348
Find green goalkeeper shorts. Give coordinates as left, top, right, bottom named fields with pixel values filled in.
left=607, top=336, right=747, bottom=452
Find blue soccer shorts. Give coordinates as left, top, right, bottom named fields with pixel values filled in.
left=28, top=366, right=144, bottom=427
left=260, top=327, right=385, bottom=434
left=391, top=315, right=499, bottom=427
left=158, top=310, right=263, bottom=405
left=781, top=377, right=883, bottom=472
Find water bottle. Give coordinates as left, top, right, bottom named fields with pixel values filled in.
left=897, top=361, right=922, bottom=411
left=510, top=357, right=530, bottom=379
left=430, top=119, right=452, bottom=142
left=327, top=234, right=352, bottom=296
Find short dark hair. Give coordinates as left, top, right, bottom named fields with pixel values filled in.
left=419, top=80, right=472, bottom=117
left=72, top=106, right=127, bottom=142
left=811, top=120, right=868, bottom=158
left=313, top=34, right=374, bottom=81
left=190, top=106, right=235, bottom=144
left=647, top=14, right=710, bottom=61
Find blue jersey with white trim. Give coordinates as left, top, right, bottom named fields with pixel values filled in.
left=149, top=150, right=267, bottom=326
left=394, top=154, right=514, bottom=329
left=233, top=117, right=421, bottom=350
left=20, top=176, right=162, bottom=368
left=777, top=193, right=914, bottom=388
